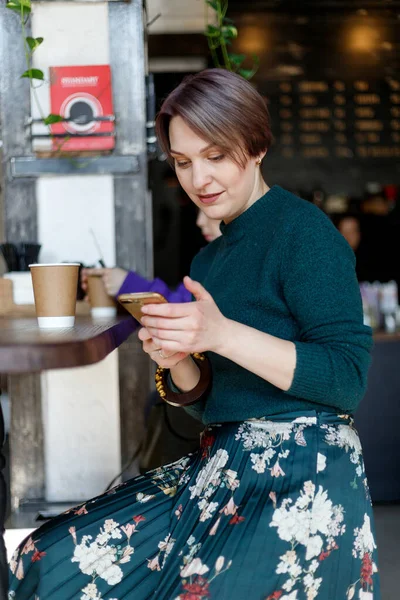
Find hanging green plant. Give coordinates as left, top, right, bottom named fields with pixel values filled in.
left=204, top=0, right=259, bottom=79
left=6, top=0, right=65, bottom=148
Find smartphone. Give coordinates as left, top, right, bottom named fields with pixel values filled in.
left=117, top=292, right=168, bottom=323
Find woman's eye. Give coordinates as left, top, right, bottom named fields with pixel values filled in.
left=176, top=160, right=190, bottom=169
left=175, top=154, right=224, bottom=168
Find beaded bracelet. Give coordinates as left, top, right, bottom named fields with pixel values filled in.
left=155, top=352, right=211, bottom=407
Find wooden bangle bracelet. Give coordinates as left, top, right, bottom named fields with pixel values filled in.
left=155, top=353, right=211, bottom=407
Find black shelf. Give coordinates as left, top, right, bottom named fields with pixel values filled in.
left=10, top=155, right=140, bottom=177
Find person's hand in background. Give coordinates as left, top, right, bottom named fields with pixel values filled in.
left=80, top=267, right=128, bottom=299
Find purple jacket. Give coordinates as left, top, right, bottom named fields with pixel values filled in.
left=118, top=271, right=192, bottom=303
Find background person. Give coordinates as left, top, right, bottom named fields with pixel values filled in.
left=81, top=210, right=222, bottom=303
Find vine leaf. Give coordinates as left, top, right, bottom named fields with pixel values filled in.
left=206, top=24, right=220, bottom=37
left=206, top=0, right=218, bottom=10
left=6, top=0, right=31, bottom=16
left=238, top=68, right=257, bottom=80
left=221, top=25, right=237, bottom=40
left=238, top=56, right=260, bottom=79
left=21, top=68, right=44, bottom=81
left=26, top=36, right=44, bottom=52
left=204, top=0, right=260, bottom=81
left=227, top=53, right=246, bottom=67
left=44, top=114, right=64, bottom=126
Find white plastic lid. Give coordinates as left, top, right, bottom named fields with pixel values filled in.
left=29, top=263, right=80, bottom=267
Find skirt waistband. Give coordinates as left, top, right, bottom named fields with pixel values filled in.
left=207, top=410, right=354, bottom=429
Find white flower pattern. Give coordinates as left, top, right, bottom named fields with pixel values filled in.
left=235, top=418, right=316, bottom=474
left=8, top=415, right=379, bottom=600
left=270, top=480, right=347, bottom=596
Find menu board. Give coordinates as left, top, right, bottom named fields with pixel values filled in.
left=265, top=79, right=400, bottom=160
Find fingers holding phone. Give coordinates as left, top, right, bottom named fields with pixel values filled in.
left=138, top=325, right=188, bottom=367
left=119, top=293, right=189, bottom=366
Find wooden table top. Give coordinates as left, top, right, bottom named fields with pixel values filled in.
left=0, top=316, right=137, bottom=373
left=1, top=313, right=398, bottom=374
left=373, top=330, right=400, bottom=342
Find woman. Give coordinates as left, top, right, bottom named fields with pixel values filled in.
left=9, top=69, right=379, bottom=600
left=334, top=214, right=361, bottom=253
left=80, top=210, right=221, bottom=302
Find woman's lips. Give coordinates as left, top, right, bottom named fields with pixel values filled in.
left=198, top=191, right=223, bottom=205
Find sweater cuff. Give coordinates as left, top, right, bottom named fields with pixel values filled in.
left=167, top=373, right=205, bottom=422
left=286, top=341, right=330, bottom=403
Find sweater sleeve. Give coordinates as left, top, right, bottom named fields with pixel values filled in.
left=177, top=248, right=216, bottom=422
left=281, top=209, right=373, bottom=412
left=117, top=271, right=192, bottom=303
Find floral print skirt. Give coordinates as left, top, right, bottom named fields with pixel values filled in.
left=9, top=411, right=380, bottom=600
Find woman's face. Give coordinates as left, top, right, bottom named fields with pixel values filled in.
left=196, top=211, right=222, bottom=243
left=338, top=217, right=361, bottom=251
left=169, top=116, right=267, bottom=223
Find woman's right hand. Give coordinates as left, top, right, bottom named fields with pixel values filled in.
left=81, top=267, right=128, bottom=298
left=138, top=327, right=189, bottom=368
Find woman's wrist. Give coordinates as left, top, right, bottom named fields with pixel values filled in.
left=170, top=355, right=201, bottom=392
left=211, top=317, right=236, bottom=356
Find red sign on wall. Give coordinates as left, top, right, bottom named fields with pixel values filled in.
left=49, top=65, right=115, bottom=152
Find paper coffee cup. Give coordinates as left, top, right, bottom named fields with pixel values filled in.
left=29, top=263, right=80, bottom=329
left=87, top=274, right=117, bottom=319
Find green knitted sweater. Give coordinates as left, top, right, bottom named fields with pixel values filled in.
left=185, top=185, right=373, bottom=424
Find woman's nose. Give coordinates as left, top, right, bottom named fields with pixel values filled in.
left=192, top=163, right=212, bottom=190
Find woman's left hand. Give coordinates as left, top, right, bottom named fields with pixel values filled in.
left=140, top=276, right=227, bottom=356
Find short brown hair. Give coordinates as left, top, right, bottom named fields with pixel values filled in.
left=155, top=69, right=273, bottom=168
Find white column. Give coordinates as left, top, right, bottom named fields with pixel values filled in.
left=41, top=352, right=121, bottom=502
left=31, top=2, right=120, bottom=501
left=37, top=175, right=115, bottom=266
